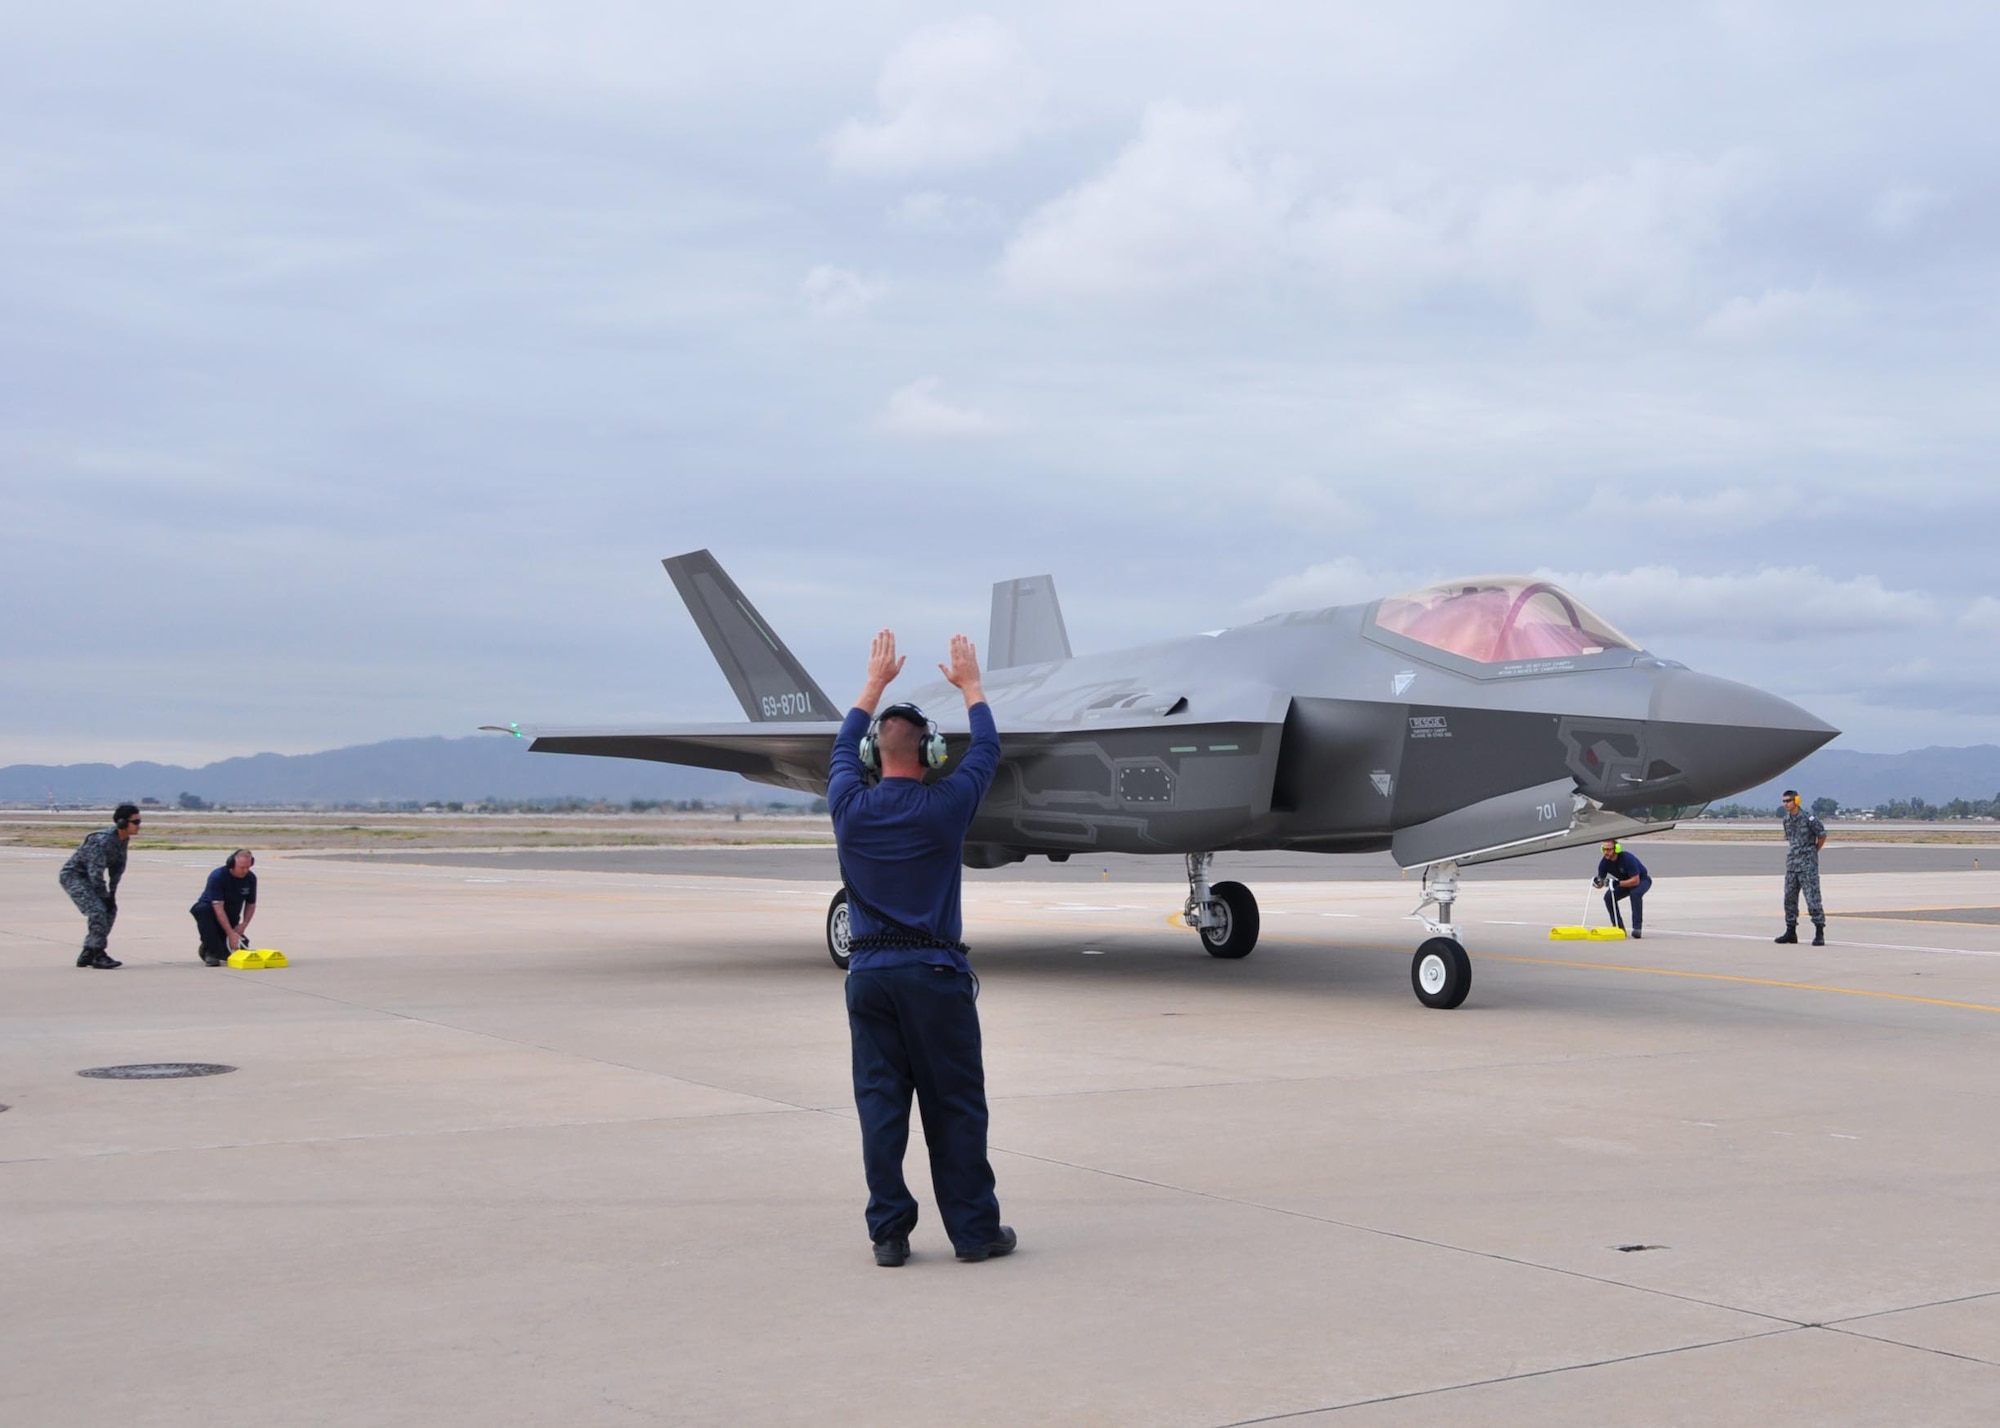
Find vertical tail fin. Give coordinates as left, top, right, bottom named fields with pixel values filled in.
left=663, top=550, right=835, bottom=721
left=989, top=574, right=1072, bottom=669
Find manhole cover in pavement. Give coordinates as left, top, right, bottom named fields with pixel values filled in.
left=77, top=1063, right=237, bottom=1080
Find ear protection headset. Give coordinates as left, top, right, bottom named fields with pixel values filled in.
left=1602, top=840, right=1623, bottom=855
left=860, top=704, right=948, bottom=773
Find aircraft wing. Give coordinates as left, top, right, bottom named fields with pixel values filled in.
left=523, top=722, right=845, bottom=795
left=521, top=697, right=1289, bottom=799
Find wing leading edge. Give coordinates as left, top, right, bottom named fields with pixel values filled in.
left=526, top=722, right=843, bottom=795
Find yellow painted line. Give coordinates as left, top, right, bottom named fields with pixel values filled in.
left=1478, top=951, right=2000, bottom=1015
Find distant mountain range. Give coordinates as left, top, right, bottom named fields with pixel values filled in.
left=0, top=735, right=811, bottom=807
left=1732, top=745, right=2000, bottom=809
left=5, top=735, right=1995, bottom=813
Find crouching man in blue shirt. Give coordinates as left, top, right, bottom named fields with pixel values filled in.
left=1594, top=840, right=1652, bottom=939
left=191, top=849, right=257, bottom=966
left=828, top=629, right=1011, bottom=1268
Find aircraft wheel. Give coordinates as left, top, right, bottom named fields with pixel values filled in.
left=1200, top=881, right=1260, bottom=959
left=826, top=888, right=853, bottom=971
left=1411, top=937, right=1471, bottom=1009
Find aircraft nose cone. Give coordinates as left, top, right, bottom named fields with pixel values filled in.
left=1649, top=670, right=1838, bottom=804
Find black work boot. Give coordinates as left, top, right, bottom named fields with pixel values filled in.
left=1774, top=923, right=1798, bottom=944
left=956, top=1226, right=1017, bottom=1263
left=91, top=952, right=122, bottom=969
left=1811, top=922, right=1826, bottom=947
left=77, top=947, right=96, bottom=968
left=872, top=1235, right=910, bottom=1267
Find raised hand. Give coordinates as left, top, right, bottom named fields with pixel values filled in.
left=856, top=628, right=905, bottom=713
left=939, top=634, right=984, bottom=702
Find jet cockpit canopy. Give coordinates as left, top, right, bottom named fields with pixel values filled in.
left=1371, top=577, right=1637, bottom=667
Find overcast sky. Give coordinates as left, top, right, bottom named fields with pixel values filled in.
left=4, top=2, right=1996, bottom=765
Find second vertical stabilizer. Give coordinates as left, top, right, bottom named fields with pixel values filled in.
left=989, top=574, right=1072, bottom=669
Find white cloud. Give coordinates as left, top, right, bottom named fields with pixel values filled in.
left=872, top=376, right=1000, bottom=440
left=1582, top=485, right=1801, bottom=530
left=1258, top=476, right=1373, bottom=531
left=1001, top=107, right=1755, bottom=321
left=826, top=18, right=1045, bottom=176
left=1698, top=285, right=1858, bottom=342
left=1001, top=105, right=1295, bottom=301
left=1959, top=596, right=2000, bottom=634
left=1870, top=184, right=1943, bottom=235
left=888, top=191, right=1000, bottom=234
left=1246, top=557, right=1418, bottom=614
left=1460, top=154, right=1759, bottom=321
left=1537, top=565, right=1938, bottom=641
left=800, top=264, right=884, bottom=318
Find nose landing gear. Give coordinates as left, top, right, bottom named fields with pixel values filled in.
left=1184, top=853, right=1260, bottom=958
left=1408, top=861, right=1471, bottom=1008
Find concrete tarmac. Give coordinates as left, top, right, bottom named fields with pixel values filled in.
left=6, top=846, right=2000, bottom=1425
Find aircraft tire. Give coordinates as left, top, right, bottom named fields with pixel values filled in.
left=1412, top=937, right=1471, bottom=1009
left=826, top=888, right=853, bottom=971
left=1200, top=881, right=1260, bottom=959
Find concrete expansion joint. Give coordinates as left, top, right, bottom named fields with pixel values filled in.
left=1213, top=1325, right=1802, bottom=1425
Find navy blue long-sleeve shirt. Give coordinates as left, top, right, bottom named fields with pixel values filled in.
left=191, top=865, right=258, bottom=921
left=1595, top=850, right=1650, bottom=887
left=828, top=701, right=1001, bottom=972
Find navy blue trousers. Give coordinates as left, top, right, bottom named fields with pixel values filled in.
left=1605, top=877, right=1652, bottom=931
left=845, top=963, right=1001, bottom=1251
left=192, top=905, right=232, bottom=959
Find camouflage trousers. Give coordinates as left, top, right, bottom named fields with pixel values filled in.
left=1783, top=864, right=1824, bottom=924
left=60, top=872, right=117, bottom=954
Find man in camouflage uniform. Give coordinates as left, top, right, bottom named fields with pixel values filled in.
left=1775, top=789, right=1827, bottom=946
left=59, top=803, right=142, bottom=969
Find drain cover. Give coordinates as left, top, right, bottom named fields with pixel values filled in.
left=1613, top=1243, right=1667, bottom=1253
left=78, top=1063, right=237, bottom=1080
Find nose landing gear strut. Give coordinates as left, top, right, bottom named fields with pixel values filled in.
left=1408, top=860, right=1472, bottom=1009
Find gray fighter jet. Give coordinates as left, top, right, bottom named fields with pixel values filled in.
left=511, top=551, right=1836, bottom=1008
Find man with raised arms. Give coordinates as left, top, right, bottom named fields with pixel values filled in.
left=827, top=630, right=1013, bottom=1268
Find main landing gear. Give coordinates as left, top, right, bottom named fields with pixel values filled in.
left=1183, top=853, right=1260, bottom=959
left=826, top=888, right=852, bottom=970
left=1408, top=861, right=1472, bottom=1009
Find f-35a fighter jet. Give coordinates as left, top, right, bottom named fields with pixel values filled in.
left=512, top=551, right=1835, bottom=1009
